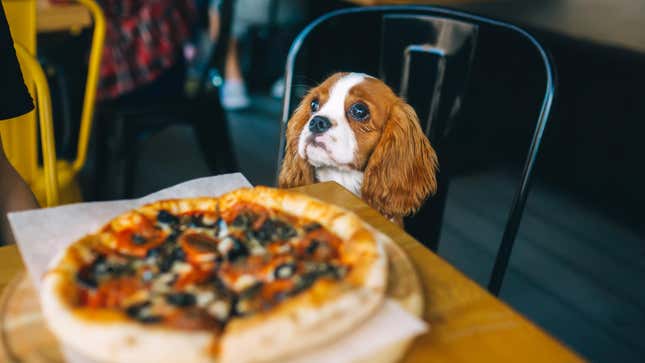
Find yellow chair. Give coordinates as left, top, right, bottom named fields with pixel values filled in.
left=2, top=0, right=105, bottom=205
left=1, top=0, right=58, bottom=206
left=5, top=44, right=60, bottom=207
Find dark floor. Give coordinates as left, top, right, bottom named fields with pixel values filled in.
left=119, top=94, right=644, bottom=362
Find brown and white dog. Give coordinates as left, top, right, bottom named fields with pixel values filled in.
left=278, top=72, right=438, bottom=224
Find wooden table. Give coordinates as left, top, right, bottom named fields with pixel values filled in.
left=0, top=182, right=584, bottom=362
left=37, top=0, right=91, bottom=33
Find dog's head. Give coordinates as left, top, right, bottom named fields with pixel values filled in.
left=279, top=72, right=438, bottom=219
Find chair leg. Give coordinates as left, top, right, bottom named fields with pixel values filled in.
left=123, top=124, right=139, bottom=199
left=93, top=108, right=110, bottom=200
left=191, top=93, right=238, bottom=174
left=405, top=172, right=450, bottom=252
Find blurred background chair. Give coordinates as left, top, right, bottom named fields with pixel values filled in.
left=1, top=0, right=42, bottom=199
left=276, top=6, right=555, bottom=295
left=0, top=39, right=59, bottom=207
left=93, top=0, right=238, bottom=200
left=12, top=43, right=60, bottom=207
left=1, top=0, right=60, bottom=206
left=2, top=0, right=104, bottom=205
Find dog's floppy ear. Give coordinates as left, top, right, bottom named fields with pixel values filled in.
left=278, top=100, right=315, bottom=188
left=361, top=101, right=438, bottom=219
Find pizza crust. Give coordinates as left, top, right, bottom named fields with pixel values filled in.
left=220, top=240, right=387, bottom=363
left=41, top=235, right=215, bottom=363
left=40, top=187, right=388, bottom=363
left=41, top=280, right=214, bottom=363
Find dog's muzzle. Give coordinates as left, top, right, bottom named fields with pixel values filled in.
left=309, top=116, right=332, bottom=134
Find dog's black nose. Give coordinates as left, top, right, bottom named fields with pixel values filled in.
left=309, top=116, right=332, bottom=134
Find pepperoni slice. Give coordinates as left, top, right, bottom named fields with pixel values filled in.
left=164, top=308, right=221, bottom=331
left=295, top=228, right=341, bottom=260
left=221, top=202, right=270, bottom=225
left=179, top=233, right=219, bottom=265
left=112, top=216, right=167, bottom=257
left=81, top=277, right=143, bottom=309
left=174, top=267, right=213, bottom=289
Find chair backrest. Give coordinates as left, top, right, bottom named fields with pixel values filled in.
left=380, top=14, right=477, bottom=140
left=7, top=0, right=105, bottom=177
left=276, top=6, right=555, bottom=295
left=1, top=0, right=103, bottom=205
left=378, top=14, right=477, bottom=255
left=70, top=0, right=105, bottom=174
left=13, top=43, right=60, bottom=206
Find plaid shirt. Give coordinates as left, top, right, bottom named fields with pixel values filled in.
left=98, top=0, right=195, bottom=100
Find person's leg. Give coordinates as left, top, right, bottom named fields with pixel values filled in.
left=225, top=38, right=244, bottom=82
left=221, top=37, right=250, bottom=110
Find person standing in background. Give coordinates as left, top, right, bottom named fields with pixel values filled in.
left=0, top=2, right=40, bottom=244
left=216, top=0, right=306, bottom=110
left=97, top=0, right=236, bottom=175
left=97, top=0, right=196, bottom=101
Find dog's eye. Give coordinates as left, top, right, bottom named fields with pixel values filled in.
left=310, top=98, right=320, bottom=112
left=348, top=102, right=369, bottom=121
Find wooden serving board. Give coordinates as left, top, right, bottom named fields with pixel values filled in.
left=0, top=238, right=423, bottom=363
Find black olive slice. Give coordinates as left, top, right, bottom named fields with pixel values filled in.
left=303, top=222, right=322, bottom=233
left=157, top=210, right=179, bottom=225
left=165, top=230, right=181, bottom=243
left=239, top=282, right=263, bottom=300
left=125, top=301, right=151, bottom=318
left=188, top=215, right=204, bottom=228
left=165, top=292, right=196, bottom=307
left=171, top=246, right=186, bottom=261
left=159, top=257, right=174, bottom=273
left=146, top=247, right=161, bottom=260
left=275, top=220, right=297, bottom=240
left=138, top=315, right=163, bottom=324
left=76, top=267, right=98, bottom=289
left=305, top=239, right=320, bottom=255
left=106, top=263, right=134, bottom=276
left=132, top=233, right=147, bottom=245
left=252, top=219, right=275, bottom=243
left=227, top=237, right=249, bottom=261
left=232, top=211, right=256, bottom=228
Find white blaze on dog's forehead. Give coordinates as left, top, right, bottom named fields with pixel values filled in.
left=318, top=73, right=368, bottom=120
left=305, top=73, right=366, bottom=165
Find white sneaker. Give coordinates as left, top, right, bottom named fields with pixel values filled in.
left=221, top=79, right=251, bottom=110
left=271, top=77, right=285, bottom=99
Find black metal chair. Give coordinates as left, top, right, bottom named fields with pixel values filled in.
left=93, top=0, right=238, bottom=199
left=275, top=6, right=556, bottom=295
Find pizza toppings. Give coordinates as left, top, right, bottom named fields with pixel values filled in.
left=41, top=189, right=388, bottom=363
left=71, top=201, right=351, bottom=332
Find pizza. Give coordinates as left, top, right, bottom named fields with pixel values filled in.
left=40, top=187, right=387, bottom=363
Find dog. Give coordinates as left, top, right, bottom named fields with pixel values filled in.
left=278, top=72, right=438, bottom=224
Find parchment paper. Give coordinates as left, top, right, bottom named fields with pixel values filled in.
left=8, top=173, right=427, bottom=363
